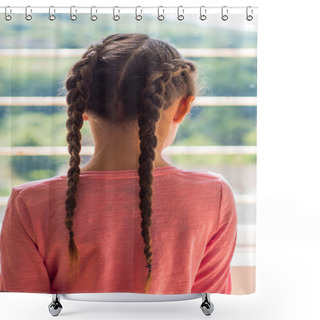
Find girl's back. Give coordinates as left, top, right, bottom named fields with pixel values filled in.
left=0, top=165, right=237, bottom=294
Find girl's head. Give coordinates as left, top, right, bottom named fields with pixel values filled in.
left=63, top=33, right=198, bottom=293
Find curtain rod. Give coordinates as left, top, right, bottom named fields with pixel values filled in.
left=0, top=6, right=259, bottom=8
left=0, top=6, right=259, bottom=13
left=0, top=6, right=258, bottom=21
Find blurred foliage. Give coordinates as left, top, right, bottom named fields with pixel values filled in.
left=178, top=106, right=256, bottom=146
left=10, top=156, right=57, bottom=181
left=0, top=56, right=256, bottom=98
left=0, top=111, right=74, bottom=146
left=171, top=154, right=256, bottom=166
left=0, top=14, right=257, bottom=49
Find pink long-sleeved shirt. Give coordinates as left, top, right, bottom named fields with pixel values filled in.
left=0, top=165, right=237, bottom=294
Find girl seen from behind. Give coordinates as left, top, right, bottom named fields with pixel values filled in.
left=0, top=33, right=237, bottom=294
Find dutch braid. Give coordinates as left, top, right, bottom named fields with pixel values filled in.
left=64, top=40, right=106, bottom=278
left=138, top=60, right=196, bottom=293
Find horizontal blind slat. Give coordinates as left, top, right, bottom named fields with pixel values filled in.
left=0, top=96, right=257, bottom=107
left=0, top=145, right=257, bottom=156
left=0, top=48, right=257, bottom=58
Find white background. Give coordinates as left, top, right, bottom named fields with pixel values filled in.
left=0, top=0, right=320, bottom=319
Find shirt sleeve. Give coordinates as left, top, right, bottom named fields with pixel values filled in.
left=191, top=177, right=238, bottom=294
left=0, top=188, right=51, bottom=293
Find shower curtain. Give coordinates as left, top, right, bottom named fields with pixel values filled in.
left=0, top=6, right=257, bottom=296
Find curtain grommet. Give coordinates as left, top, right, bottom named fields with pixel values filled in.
left=135, top=6, right=143, bottom=21
left=177, top=6, right=184, bottom=21
left=246, top=6, right=254, bottom=21
left=91, top=6, right=98, bottom=21
left=221, top=6, right=229, bottom=21
left=221, top=6, right=228, bottom=21
left=200, top=6, right=207, bottom=21
left=113, top=6, right=120, bottom=21
left=25, top=6, right=32, bottom=21
left=4, top=6, right=12, bottom=21
left=157, top=6, right=165, bottom=21
left=70, top=6, right=77, bottom=21
left=49, top=6, right=56, bottom=21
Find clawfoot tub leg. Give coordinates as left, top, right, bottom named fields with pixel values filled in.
left=200, top=293, right=214, bottom=316
left=48, top=294, right=63, bottom=316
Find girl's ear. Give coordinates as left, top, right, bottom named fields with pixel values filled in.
left=83, top=113, right=89, bottom=121
left=173, top=95, right=196, bottom=124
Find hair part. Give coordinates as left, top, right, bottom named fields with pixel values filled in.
left=63, top=33, right=198, bottom=293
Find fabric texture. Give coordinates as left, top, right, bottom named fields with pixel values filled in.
left=0, top=165, right=237, bottom=294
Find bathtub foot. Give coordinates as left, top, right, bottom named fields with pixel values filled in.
left=200, top=293, right=214, bottom=316
left=48, top=294, right=63, bottom=317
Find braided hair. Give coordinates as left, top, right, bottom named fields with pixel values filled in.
left=63, top=33, right=198, bottom=293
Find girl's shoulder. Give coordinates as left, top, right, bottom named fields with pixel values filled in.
left=176, top=168, right=225, bottom=183
left=177, top=169, right=234, bottom=199
left=11, top=175, right=65, bottom=196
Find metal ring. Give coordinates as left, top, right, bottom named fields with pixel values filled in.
left=70, top=6, right=77, bottom=21
left=200, top=5, right=207, bottom=21
left=49, top=6, right=56, bottom=21
left=246, top=6, right=253, bottom=21
left=157, top=6, right=165, bottom=21
left=4, top=6, right=12, bottom=21
left=135, top=6, right=142, bottom=21
left=25, top=6, right=32, bottom=21
left=221, top=6, right=228, bottom=21
left=113, top=6, right=120, bottom=21
left=91, top=6, right=97, bottom=21
left=177, top=6, right=184, bottom=21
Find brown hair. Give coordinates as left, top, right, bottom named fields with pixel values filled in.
left=63, top=33, right=198, bottom=293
